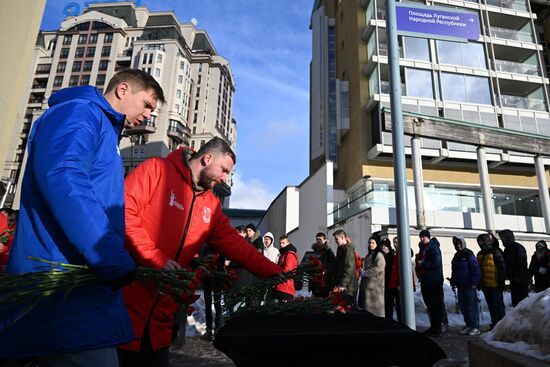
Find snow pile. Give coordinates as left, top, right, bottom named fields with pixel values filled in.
left=482, top=288, right=550, bottom=363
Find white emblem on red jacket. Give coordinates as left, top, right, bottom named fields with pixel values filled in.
left=169, top=190, right=184, bottom=211
left=202, top=207, right=211, bottom=223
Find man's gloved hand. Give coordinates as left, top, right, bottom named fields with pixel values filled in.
left=98, top=269, right=137, bottom=291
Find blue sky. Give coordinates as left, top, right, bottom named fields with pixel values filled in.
left=40, top=0, right=312, bottom=209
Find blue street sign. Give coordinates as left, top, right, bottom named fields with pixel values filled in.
left=396, top=3, right=480, bottom=42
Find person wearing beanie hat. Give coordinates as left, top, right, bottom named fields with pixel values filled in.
left=245, top=223, right=263, bottom=251
left=262, top=232, right=280, bottom=264
left=476, top=233, right=506, bottom=329
left=416, top=230, right=444, bottom=337
left=450, top=236, right=481, bottom=336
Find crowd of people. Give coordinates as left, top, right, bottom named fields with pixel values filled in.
left=0, top=68, right=548, bottom=366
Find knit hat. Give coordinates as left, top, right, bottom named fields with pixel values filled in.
left=419, top=229, right=431, bottom=239
left=246, top=223, right=256, bottom=232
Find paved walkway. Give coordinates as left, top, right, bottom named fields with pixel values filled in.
left=169, top=326, right=480, bottom=366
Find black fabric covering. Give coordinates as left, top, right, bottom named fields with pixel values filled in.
left=214, top=311, right=446, bottom=366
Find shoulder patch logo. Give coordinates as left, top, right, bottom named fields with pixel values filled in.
left=203, top=206, right=212, bottom=224
left=169, top=190, right=184, bottom=211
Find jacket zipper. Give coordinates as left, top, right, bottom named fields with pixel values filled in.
left=142, top=191, right=197, bottom=343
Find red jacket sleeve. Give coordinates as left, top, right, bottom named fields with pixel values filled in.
left=207, top=207, right=282, bottom=277
left=124, top=158, right=170, bottom=269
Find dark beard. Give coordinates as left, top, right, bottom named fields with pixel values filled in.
left=197, top=166, right=215, bottom=190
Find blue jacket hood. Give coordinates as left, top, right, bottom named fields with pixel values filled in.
left=49, top=86, right=125, bottom=129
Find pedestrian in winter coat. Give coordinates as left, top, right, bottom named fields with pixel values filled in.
left=416, top=230, right=445, bottom=337
left=477, top=233, right=506, bottom=329
left=246, top=223, right=264, bottom=251
left=499, top=229, right=529, bottom=306
left=262, top=232, right=280, bottom=264
left=528, top=240, right=550, bottom=293
left=359, top=236, right=386, bottom=317
left=272, top=235, right=298, bottom=301
left=299, top=232, right=336, bottom=297
left=119, top=138, right=282, bottom=367
left=0, top=70, right=165, bottom=364
left=388, top=236, right=416, bottom=322
left=450, top=236, right=481, bottom=336
left=333, top=229, right=358, bottom=307
left=380, top=238, right=395, bottom=319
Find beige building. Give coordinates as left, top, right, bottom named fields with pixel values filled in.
left=0, top=0, right=46, bottom=206
left=259, top=0, right=550, bottom=275
left=3, top=1, right=236, bottom=208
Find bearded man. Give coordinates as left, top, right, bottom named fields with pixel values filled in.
left=118, top=137, right=282, bottom=367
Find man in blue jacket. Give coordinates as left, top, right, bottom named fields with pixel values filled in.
left=415, top=230, right=445, bottom=337
left=0, top=69, right=164, bottom=366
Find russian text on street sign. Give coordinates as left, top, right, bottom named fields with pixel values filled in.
left=396, top=3, right=480, bottom=42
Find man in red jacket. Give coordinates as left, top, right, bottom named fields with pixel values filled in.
left=271, top=234, right=298, bottom=301
left=118, top=137, right=282, bottom=367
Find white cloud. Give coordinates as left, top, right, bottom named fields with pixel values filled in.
left=229, top=171, right=276, bottom=210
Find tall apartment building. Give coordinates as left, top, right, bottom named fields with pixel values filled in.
left=259, top=0, right=550, bottom=274
left=3, top=1, right=236, bottom=208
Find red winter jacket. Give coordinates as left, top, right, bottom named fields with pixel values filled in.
left=274, top=244, right=298, bottom=296
left=0, top=216, right=10, bottom=267
left=120, top=148, right=282, bottom=351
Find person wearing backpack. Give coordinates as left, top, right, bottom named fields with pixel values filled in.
left=333, top=229, right=358, bottom=308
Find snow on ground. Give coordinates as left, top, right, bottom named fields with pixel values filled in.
left=481, top=288, right=550, bottom=363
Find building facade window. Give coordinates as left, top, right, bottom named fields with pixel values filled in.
left=63, top=35, right=72, bottom=45
left=176, top=89, right=182, bottom=98
left=89, top=33, right=98, bottom=43
left=403, top=37, right=430, bottom=61
left=75, top=47, right=85, bottom=58
left=72, top=61, right=82, bottom=72
left=99, top=60, right=108, bottom=71
left=101, top=46, right=110, bottom=57
left=96, top=74, right=106, bottom=85
left=78, top=34, right=87, bottom=44
left=86, top=47, right=96, bottom=57
left=60, top=48, right=70, bottom=58
left=69, top=76, right=79, bottom=86
left=104, top=33, right=113, bottom=43
left=178, top=74, right=183, bottom=83
left=437, top=40, right=487, bottom=69
left=80, top=75, right=90, bottom=85
left=57, top=62, right=66, bottom=72
left=157, top=54, right=163, bottom=63
left=441, top=73, right=492, bottom=105
left=148, top=54, right=153, bottom=64
left=83, top=60, right=93, bottom=71
left=406, top=68, right=434, bottom=99
left=53, top=76, right=63, bottom=87
left=155, top=68, right=161, bottom=77
left=180, top=61, right=184, bottom=70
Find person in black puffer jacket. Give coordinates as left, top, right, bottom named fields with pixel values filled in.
left=498, top=229, right=529, bottom=306
left=528, top=240, right=550, bottom=293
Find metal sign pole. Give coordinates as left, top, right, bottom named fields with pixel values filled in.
left=386, top=0, right=415, bottom=330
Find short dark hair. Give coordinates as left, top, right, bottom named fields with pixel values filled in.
left=236, top=225, right=246, bottom=233
left=279, top=234, right=289, bottom=241
left=105, top=69, right=165, bottom=103
left=333, top=229, right=347, bottom=238
left=380, top=238, right=392, bottom=250
left=315, top=232, right=326, bottom=239
left=0, top=207, right=15, bottom=216
left=193, top=137, right=236, bottom=164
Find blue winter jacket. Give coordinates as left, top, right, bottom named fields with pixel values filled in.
left=419, top=237, right=444, bottom=285
left=450, top=241, right=481, bottom=289
left=0, top=86, right=136, bottom=357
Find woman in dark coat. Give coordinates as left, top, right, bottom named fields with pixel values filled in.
left=529, top=240, right=550, bottom=293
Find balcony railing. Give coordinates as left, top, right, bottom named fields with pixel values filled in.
left=486, top=26, right=534, bottom=43
left=31, top=83, right=47, bottom=89
left=501, top=94, right=547, bottom=111
left=167, top=125, right=184, bottom=142
left=378, top=43, right=403, bottom=57
left=380, top=81, right=406, bottom=96
left=485, top=0, right=528, bottom=12
left=494, top=59, right=540, bottom=76
left=125, top=119, right=156, bottom=134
